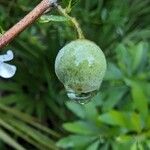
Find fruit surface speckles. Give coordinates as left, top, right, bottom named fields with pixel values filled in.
left=55, top=39, right=107, bottom=104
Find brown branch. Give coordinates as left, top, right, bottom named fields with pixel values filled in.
left=0, top=0, right=55, bottom=50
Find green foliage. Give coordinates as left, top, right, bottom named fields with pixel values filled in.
left=0, top=104, right=59, bottom=150
left=57, top=41, right=150, bottom=149
left=0, top=0, right=150, bottom=149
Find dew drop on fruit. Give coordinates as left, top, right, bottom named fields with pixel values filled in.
left=66, top=90, right=97, bottom=105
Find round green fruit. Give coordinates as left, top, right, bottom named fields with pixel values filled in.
left=55, top=39, right=107, bottom=104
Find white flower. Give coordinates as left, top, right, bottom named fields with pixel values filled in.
left=0, top=50, right=17, bottom=78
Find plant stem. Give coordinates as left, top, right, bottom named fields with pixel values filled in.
left=56, top=5, right=85, bottom=39
left=0, top=0, right=55, bottom=50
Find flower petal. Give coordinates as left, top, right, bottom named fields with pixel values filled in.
left=0, top=63, right=16, bottom=78
left=0, top=50, right=14, bottom=62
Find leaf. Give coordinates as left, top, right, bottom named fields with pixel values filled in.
left=116, top=44, right=132, bottom=75
left=130, top=81, right=148, bottom=120
left=124, top=29, right=150, bottom=42
left=66, top=101, right=86, bottom=118
left=0, top=81, right=20, bottom=92
left=0, top=104, right=60, bottom=138
left=131, top=142, right=137, bottom=150
left=84, top=102, right=99, bottom=122
left=101, top=8, right=108, bottom=22
left=39, top=15, right=69, bottom=23
left=0, top=128, right=26, bottom=150
left=99, top=110, right=129, bottom=127
left=63, top=121, right=99, bottom=135
left=62, top=0, right=80, bottom=8
left=104, top=62, right=123, bottom=80
left=99, top=110, right=143, bottom=132
left=146, top=140, right=150, bottom=149
left=102, top=86, right=127, bottom=111
left=116, top=135, right=133, bottom=143
left=112, top=140, right=132, bottom=150
left=0, top=117, right=47, bottom=150
left=137, top=144, right=144, bottom=150
left=70, top=0, right=80, bottom=7
left=100, top=143, right=110, bottom=150
left=146, top=116, right=150, bottom=129
left=0, top=26, right=4, bottom=34
left=87, top=140, right=100, bottom=150
left=6, top=119, right=57, bottom=150
left=132, top=42, right=148, bottom=72
left=57, top=135, right=95, bottom=148
left=129, top=112, right=143, bottom=132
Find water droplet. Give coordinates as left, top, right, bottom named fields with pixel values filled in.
left=66, top=90, right=97, bottom=105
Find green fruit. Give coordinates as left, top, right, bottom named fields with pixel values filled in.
left=55, top=39, right=107, bottom=104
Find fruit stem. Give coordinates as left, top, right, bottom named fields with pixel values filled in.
left=56, top=5, right=85, bottom=39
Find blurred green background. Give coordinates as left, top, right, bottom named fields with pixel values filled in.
left=0, top=0, right=150, bottom=149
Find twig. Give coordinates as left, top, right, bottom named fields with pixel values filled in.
left=0, top=0, right=56, bottom=50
